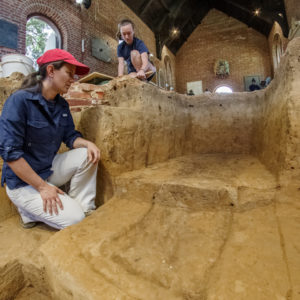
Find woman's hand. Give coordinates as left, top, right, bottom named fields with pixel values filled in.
left=7, top=158, right=64, bottom=215
left=86, top=141, right=101, bottom=164
left=73, top=137, right=101, bottom=164
left=38, top=182, right=64, bottom=215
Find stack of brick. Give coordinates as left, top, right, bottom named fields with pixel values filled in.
left=64, top=82, right=107, bottom=113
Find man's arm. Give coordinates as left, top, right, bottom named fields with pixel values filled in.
left=118, top=57, right=125, bottom=77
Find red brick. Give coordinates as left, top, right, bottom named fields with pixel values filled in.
left=67, top=99, right=92, bottom=106
left=66, top=91, right=92, bottom=99
left=70, top=107, right=82, bottom=112
left=95, top=91, right=104, bottom=99
left=80, top=83, right=99, bottom=92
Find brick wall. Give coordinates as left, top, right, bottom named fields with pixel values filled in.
left=284, top=0, right=300, bottom=27
left=175, top=9, right=272, bottom=94
left=1, top=1, right=291, bottom=94
left=0, top=0, right=156, bottom=78
left=64, top=82, right=106, bottom=113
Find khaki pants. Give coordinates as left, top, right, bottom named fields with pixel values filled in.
left=6, top=148, right=97, bottom=229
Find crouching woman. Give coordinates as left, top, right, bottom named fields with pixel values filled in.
left=0, top=49, right=100, bottom=229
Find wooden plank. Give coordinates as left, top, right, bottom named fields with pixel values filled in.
left=78, top=72, right=114, bottom=84
left=78, top=71, right=155, bottom=85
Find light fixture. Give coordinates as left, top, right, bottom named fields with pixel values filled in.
left=254, top=8, right=260, bottom=16
left=278, top=13, right=283, bottom=18
left=170, top=27, right=180, bottom=38
left=75, top=0, right=91, bottom=9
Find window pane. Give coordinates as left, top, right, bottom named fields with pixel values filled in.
left=215, top=86, right=233, bottom=93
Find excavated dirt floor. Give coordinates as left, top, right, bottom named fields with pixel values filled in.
left=0, top=38, right=300, bottom=299
left=39, top=154, right=298, bottom=300
left=0, top=217, right=54, bottom=299
left=1, top=154, right=300, bottom=299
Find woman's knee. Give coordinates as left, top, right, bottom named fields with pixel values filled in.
left=68, top=147, right=89, bottom=170
left=75, top=147, right=88, bottom=161
left=62, top=210, right=85, bottom=229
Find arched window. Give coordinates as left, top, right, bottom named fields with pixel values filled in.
left=26, top=16, right=62, bottom=67
left=215, top=86, right=233, bottom=93
left=272, top=34, right=283, bottom=71
left=164, top=55, right=173, bottom=90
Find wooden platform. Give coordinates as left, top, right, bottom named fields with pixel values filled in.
left=78, top=72, right=114, bottom=85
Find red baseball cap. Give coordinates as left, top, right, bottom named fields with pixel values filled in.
left=37, top=49, right=90, bottom=75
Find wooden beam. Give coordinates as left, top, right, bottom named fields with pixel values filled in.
left=138, top=0, right=156, bottom=15
left=158, top=0, right=170, bottom=12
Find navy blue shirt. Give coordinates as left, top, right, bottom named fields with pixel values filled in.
left=117, top=37, right=149, bottom=73
left=0, top=90, right=82, bottom=189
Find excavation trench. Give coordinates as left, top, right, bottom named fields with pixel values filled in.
left=0, top=38, right=300, bottom=299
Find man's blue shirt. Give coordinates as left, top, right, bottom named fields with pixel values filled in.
left=117, top=37, right=149, bottom=73
left=0, top=90, right=82, bottom=189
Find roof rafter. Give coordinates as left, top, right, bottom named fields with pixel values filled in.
left=121, top=0, right=289, bottom=57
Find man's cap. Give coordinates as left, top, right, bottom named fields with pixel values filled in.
left=37, top=49, right=89, bottom=75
